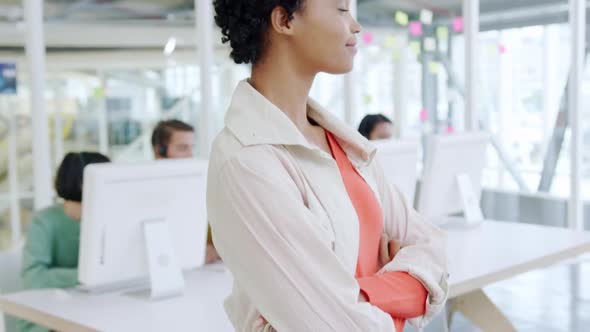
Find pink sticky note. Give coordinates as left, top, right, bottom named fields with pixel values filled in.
left=446, top=125, right=455, bottom=134
left=362, top=31, right=374, bottom=45
left=420, top=109, right=428, bottom=122
left=409, top=21, right=423, bottom=37
left=499, top=44, right=506, bottom=54
left=452, top=17, right=464, bottom=32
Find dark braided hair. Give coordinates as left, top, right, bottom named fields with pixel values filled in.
left=214, top=0, right=305, bottom=64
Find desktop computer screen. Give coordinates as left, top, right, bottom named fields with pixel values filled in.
left=78, top=159, right=209, bottom=294
left=372, top=138, right=420, bottom=204
left=416, top=132, right=489, bottom=224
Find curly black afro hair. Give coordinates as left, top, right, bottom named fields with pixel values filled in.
left=214, top=0, right=305, bottom=65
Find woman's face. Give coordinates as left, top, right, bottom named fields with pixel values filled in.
left=369, top=122, right=393, bottom=141
left=289, top=0, right=361, bottom=74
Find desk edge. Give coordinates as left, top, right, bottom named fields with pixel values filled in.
left=449, top=241, right=590, bottom=298
left=0, top=297, right=98, bottom=332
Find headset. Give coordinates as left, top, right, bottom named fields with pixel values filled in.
left=152, top=120, right=194, bottom=158
left=153, top=125, right=168, bottom=158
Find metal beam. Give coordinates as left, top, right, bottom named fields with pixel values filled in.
left=0, top=49, right=231, bottom=71
left=538, top=81, right=569, bottom=192
left=538, top=44, right=589, bottom=192
left=360, top=1, right=590, bottom=33
left=0, top=22, right=224, bottom=49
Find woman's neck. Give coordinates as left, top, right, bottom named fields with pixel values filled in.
left=250, top=57, right=316, bottom=132
left=63, top=200, right=82, bottom=222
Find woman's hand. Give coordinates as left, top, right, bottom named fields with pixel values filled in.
left=379, top=234, right=401, bottom=268
left=358, top=291, right=368, bottom=303
left=254, top=316, right=276, bottom=332
left=253, top=236, right=402, bottom=329
left=205, top=244, right=221, bottom=264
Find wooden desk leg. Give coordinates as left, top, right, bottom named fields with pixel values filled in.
left=448, top=289, right=517, bottom=332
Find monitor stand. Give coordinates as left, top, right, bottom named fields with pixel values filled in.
left=456, top=173, right=484, bottom=223
left=77, top=220, right=186, bottom=299
left=438, top=174, right=485, bottom=229
left=143, top=219, right=186, bottom=300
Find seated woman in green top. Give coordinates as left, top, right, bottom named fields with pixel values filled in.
left=19, top=152, right=109, bottom=332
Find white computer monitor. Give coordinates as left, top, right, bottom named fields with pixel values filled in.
left=78, top=159, right=209, bottom=299
left=372, top=139, right=420, bottom=203
left=416, top=132, right=489, bottom=225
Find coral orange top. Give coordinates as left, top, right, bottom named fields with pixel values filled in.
left=326, top=131, right=428, bottom=332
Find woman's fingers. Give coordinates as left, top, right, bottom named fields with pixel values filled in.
left=388, top=239, right=401, bottom=260
left=379, top=233, right=391, bottom=266
left=254, top=317, right=265, bottom=328
left=254, top=316, right=274, bottom=332
left=205, top=244, right=221, bottom=264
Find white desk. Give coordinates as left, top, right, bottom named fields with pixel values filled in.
left=445, top=221, right=590, bottom=331
left=2, top=221, right=590, bottom=332
left=448, top=221, right=590, bottom=297
left=0, top=266, right=234, bottom=332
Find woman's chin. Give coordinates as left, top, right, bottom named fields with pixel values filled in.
left=323, top=62, right=355, bottom=75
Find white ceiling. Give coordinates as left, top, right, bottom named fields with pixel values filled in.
left=0, top=0, right=584, bottom=50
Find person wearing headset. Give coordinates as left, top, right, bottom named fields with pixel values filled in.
left=207, top=1, right=448, bottom=331
left=151, top=119, right=221, bottom=264
left=19, top=152, right=110, bottom=332
left=151, top=119, right=195, bottom=160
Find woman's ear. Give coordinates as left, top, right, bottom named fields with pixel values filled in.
left=269, top=6, right=296, bottom=36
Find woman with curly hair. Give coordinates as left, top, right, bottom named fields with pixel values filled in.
left=206, top=1, right=448, bottom=331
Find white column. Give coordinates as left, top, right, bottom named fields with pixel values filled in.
left=6, top=98, right=21, bottom=245
left=463, top=0, right=480, bottom=131
left=142, top=89, right=154, bottom=159
left=97, top=73, right=109, bottom=155
left=497, top=32, right=513, bottom=187
left=569, top=0, right=585, bottom=302
left=53, top=83, right=64, bottom=167
left=183, top=67, right=192, bottom=124
left=220, top=65, right=236, bottom=132
left=24, top=0, right=53, bottom=209
left=393, top=38, right=408, bottom=138
left=53, top=111, right=63, bottom=166
left=542, top=27, right=558, bottom=144
left=569, top=0, right=585, bottom=231
left=196, top=0, right=214, bottom=158
left=343, top=0, right=358, bottom=125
